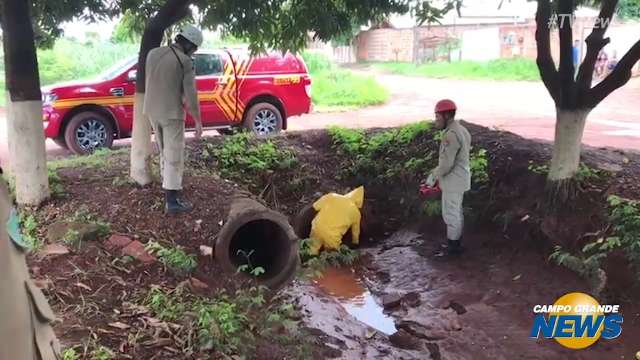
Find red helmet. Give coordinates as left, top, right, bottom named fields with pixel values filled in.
left=434, top=99, right=457, bottom=113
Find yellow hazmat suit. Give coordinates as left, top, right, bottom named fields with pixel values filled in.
left=308, top=186, right=364, bottom=255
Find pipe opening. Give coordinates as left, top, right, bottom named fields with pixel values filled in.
left=229, top=219, right=291, bottom=281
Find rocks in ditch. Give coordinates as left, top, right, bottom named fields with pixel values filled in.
left=389, top=329, right=422, bottom=350
left=382, top=294, right=403, bottom=310
left=446, top=300, right=467, bottom=315
left=402, top=292, right=421, bottom=308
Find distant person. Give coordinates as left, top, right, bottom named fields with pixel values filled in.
left=595, top=50, right=608, bottom=79
left=606, top=51, right=619, bottom=76
left=573, top=40, right=581, bottom=76
left=143, top=25, right=204, bottom=215
left=426, top=99, right=471, bottom=257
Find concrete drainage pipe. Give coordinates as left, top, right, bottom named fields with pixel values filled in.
left=215, top=195, right=300, bottom=289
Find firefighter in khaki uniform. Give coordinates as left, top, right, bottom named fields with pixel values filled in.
left=426, top=99, right=471, bottom=256
left=143, top=25, right=204, bottom=215
left=0, top=167, right=61, bottom=359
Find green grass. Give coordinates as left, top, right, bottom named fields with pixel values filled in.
left=0, top=38, right=137, bottom=108
left=372, top=59, right=540, bottom=81
left=302, top=51, right=389, bottom=108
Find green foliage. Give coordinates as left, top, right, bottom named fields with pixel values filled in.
left=301, top=51, right=333, bottom=73
left=607, top=196, right=640, bottom=276
left=90, top=345, right=114, bottom=360
left=328, top=122, right=435, bottom=186
left=146, top=241, right=197, bottom=277
left=299, top=239, right=359, bottom=276
left=111, top=11, right=142, bottom=43
left=550, top=195, right=640, bottom=289
left=36, top=38, right=137, bottom=85
left=422, top=198, right=442, bottom=217
left=372, top=59, right=540, bottom=81
left=528, top=161, right=549, bottom=176
left=469, top=148, right=489, bottom=185
left=61, top=347, right=80, bottom=360
left=549, top=245, right=607, bottom=293
left=301, top=52, right=389, bottom=109
left=204, top=132, right=297, bottom=187
left=20, top=212, right=42, bottom=251
left=575, top=163, right=606, bottom=183
left=617, top=0, right=640, bottom=19
left=144, top=286, right=271, bottom=354
left=236, top=249, right=266, bottom=277
left=62, top=229, right=81, bottom=247
left=313, top=69, right=389, bottom=108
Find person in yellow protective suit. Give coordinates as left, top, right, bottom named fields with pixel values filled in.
left=308, top=186, right=364, bottom=255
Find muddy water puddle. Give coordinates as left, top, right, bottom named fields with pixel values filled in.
left=313, top=266, right=397, bottom=335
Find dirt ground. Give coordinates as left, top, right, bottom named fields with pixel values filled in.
left=21, top=121, right=640, bottom=359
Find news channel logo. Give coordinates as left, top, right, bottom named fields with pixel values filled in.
left=529, top=292, right=623, bottom=350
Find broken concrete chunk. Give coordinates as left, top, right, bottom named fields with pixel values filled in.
left=121, top=241, right=156, bottom=264
left=104, top=234, right=133, bottom=251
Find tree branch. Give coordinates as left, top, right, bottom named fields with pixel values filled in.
left=535, top=0, right=560, bottom=104
left=135, top=0, right=191, bottom=93
left=587, top=38, right=640, bottom=108
left=557, top=0, right=577, bottom=108
left=576, top=0, right=617, bottom=96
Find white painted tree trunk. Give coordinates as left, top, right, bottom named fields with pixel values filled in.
left=6, top=98, right=49, bottom=205
left=129, top=93, right=154, bottom=185
left=548, top=109, right=590, bottom=181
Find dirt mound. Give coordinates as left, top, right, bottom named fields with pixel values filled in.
left=25, top=122, right=640, bottom=358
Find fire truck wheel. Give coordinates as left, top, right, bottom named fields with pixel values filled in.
left=244, top=102, right=283, bottom=136
left=64, top=111, right=114, bottom=155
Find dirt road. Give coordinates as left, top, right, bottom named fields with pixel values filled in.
left=1, top=72, right=638, bottom=168
left=292, top=70, right=640, bottom=150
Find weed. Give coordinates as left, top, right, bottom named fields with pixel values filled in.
left=204, top=133, right=298, bottom=191
left=62, top=229, right=82, bottom=248
left=528, top=161, right=549, bottom=176
left=470, top=148, right=489, bottom=185
left=299, top=240, right=359, bottom=276
left=575, top=163, right=606, bottom=183
left=528, top=161, right=606, bottom=184
left=90, top=345, right=114, bottom=360
left=146, top=241, right=197, bottom=277
left=607, top=196, right=640, bottom=277
left=236, top=249, right=266, bottom=277
left=328, top=122, right=435, bottom=187
left=19, top=212, right=42, bottom=251
left=61, top=347, right=80, bottom=360
left=550, top=195, right=640, bottom=292
left=145, top=287, right=187, bottom=322
left=549, top=245, right=608, bottom=295
left=422, top=198, right=442, bottom=217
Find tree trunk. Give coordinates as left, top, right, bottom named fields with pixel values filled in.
left=1, top=0, right=49, bottom=205
left=547, top=109, right=590, bottom=204
left=129, top=0, right=190, bottom=185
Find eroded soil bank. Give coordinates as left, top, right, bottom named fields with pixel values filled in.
left=23, top=122, right=640, bottom=359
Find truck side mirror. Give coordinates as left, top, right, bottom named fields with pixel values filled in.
left=127, top=70, right=137, bottom=82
